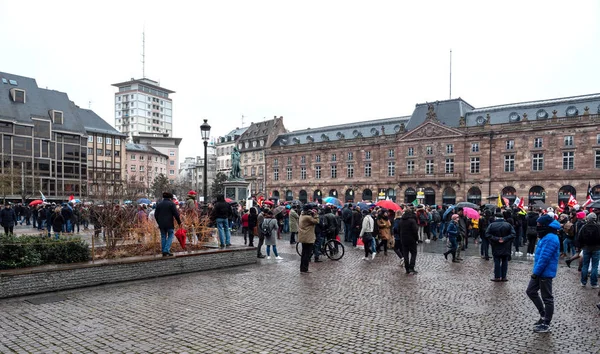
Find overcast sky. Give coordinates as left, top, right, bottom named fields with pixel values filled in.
left=2, top=1, right=599, bottom=160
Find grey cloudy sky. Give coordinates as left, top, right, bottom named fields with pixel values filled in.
left=1, top=1, right=599, bottom=160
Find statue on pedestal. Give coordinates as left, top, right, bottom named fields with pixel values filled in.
left=230, top=147, right=242, bottom=180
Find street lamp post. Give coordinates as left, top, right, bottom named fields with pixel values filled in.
left=200, top=119, right=211, bottom=214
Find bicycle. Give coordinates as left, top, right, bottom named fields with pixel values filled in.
left=296, top=237, right=345, bottom=261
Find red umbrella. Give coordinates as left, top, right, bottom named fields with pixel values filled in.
left=463, top=207, right=480, bottom=220
left=375, top=200, right=401, bottom=212
left=225, top=198, right=234, bottom=203
left=263, top=200, right=274, bottom=206
left=175, top=228, right=187, bottom=250
left=29, top=200, right=43, bottom=207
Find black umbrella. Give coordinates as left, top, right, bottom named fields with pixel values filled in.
left=587, top=200, right=600, bottom=209
left=455, top=202, right=479, bottom=209
left=533, top=200, right=549, bottom=209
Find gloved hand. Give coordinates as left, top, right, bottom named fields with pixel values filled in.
left=531, top=274, right=538, bottom=280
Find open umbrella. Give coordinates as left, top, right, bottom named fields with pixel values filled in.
left=29, top=199, right=43, bottom=207
left=463, top=207, right=480, bottom=220
left=375, top=200, right=401, bottom=212
left=323, top=197, right=342, bottom=207
left=272, top=206, right=285, bottom=216
left=443, top=205, right=455, bottom=220
left=357, top=202, right=371, bottom=211
left=263, top=200, right=274, bottom=206
left=137, top=198, right=151, bottom=204
left=533, top=200, right=548, bottom=209
left=455, top=202, right=479, bottom=209
left=587, top=200, right=600, bottom=209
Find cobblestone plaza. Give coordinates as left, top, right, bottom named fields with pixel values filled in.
left=0, top=236, right=599, bottom=353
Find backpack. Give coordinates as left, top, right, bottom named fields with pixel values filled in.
left=261, top=220, right=272, bottom=238
left=418, top=211, right=428, bottom=226
left=326, top=214, right=337, bottom=236
left=432, top=210, right=441, bottom=223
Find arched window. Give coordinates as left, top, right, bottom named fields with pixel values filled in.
left=528, top=185, right=546, bottom=205
left=467, top=187, right=482, bottom=205
left=285, top=190, right=293, bottom=201
left=313, top=190, right=322, bottom=203
left=502, top=186, right=517, bottom=205
left=424, top=187, right=435, bottom=206
left=558, top=185, right=576, bottom=204
left=593, top=185, right=600, bottom=200
left=386, top=188, right=396, bottom=202
left=404, top=188, right=416, bottom=203
left=345, top=189, right=355, bottom=203
left=299, top=190, right=308, bottom=204
left=329, top=189, right=338, bottom=197
left=272, top=190, right=280, bottom=200
left=442, top=187, right=456, bottom=205
left=362, top=189, right=373, bottom=201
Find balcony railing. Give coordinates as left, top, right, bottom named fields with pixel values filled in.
left=397, top=173, right=461, bottom=182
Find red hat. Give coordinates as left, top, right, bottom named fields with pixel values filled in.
left=576, top=211, right=586, bottom=219
left=188, top=190, right=197, bottom=195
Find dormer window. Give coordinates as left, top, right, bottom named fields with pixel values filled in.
left=10, top=88, right=26, bottom=103
left=49, top=110, right=63, bottom=124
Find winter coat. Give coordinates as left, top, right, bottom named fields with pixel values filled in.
left=352, top=210, right=362, bottom=230
left=262, top=218, right=278, bottom=246
left=526, top=212, right=539, bottom=236
left=342, top=207, right=353, bottom=224
left=447, top=220, right=458, bottom=238
left=211, top=201, right=231, bottom=220
left=248, top=213, right=258, bottom=230
left=398, top=212, right=418, bottom=246
left=457, top=216, right=468, bottom=239
left=359, top=215, right=374, bottom=238
left=298, top=212, right=319, bottom=244
left=578, top=221, right=600, bottom=251
left=0, top=208, right=17, bottom=227
left=485, top=218, right=516, bottom=257
left=289, top=209, right=300, bottom=233
left=241, top=213, right=249, bottom=228
left=377, top=218, right=392, bottom=240
left=51, top=212, right=64, bottom=232
left=416, top=209, right=428, bottom=226
left=154, top=198, right=182, bottom=230
left=532, top=222, right=561, bottom=278
left=392, top=217, right=402, bottom=240
left=61, top=206, right=73, bottom=221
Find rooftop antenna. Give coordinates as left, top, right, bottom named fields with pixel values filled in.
left=88, top=101, right=92, bottom=109
left=449, top=49, right=452, bottom=99
left=142, top=29, right=146, bottom=78
left=241, top=114, right=245, bottom=127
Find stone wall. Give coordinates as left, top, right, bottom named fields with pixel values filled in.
left=0, top=248, right=256, bottom=299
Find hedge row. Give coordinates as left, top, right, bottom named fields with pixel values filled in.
left=0, top=235, right=90, bottom=270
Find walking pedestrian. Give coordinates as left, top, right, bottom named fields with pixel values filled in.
left=486, top=208, right=516, bottom=282
left=376, top=212, right=392, bottom=256
left=359, top=209, right=375, bottom=260
left=577, top=213, right=600, bottom=288
left=0, top=204, right=17, bottom=235
left=154, top=192, right=182, bottom=257
left=526, top=214, right=560, bottom=333
left=443, top=214, right=461, bottom=262
left=342, top=204, right=353, bottom=243
left=399, top=209, right=419, bottom=274
left=241, top=209, right=249, bottom=245
left=298, top=206, right=319, bottom=273
left=262, top=210, right=282, bottom=260
left=392, top=210, right=404, bottom=264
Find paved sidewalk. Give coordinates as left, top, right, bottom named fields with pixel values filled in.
left=0, top=234, right=599, bottom=353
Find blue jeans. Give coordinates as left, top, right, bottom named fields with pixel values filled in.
left=344, top=222, right=352, bottom=242
left=63, top=220, right=72, bottom=233
left=283, top=218, right=289, bottom=233
left=314, top=233, right=323, bottom=258
left=430, top=222, right=439, bottom=239
left=371, top=238, right=377, bottom=253
left=160, top=228, right=175, bottom=254
left=448, top=236, right=457, bottom=252
left=563, top=239, right=576, bottom=256
left=480, top=237, right=490, bottom=258
left=440, top=222, right=447, bottom=238
left=581, top=249, right=600, bottom=286
left=493, top=256, right=509, bottom=279
left=266, top=245, right=279, bottom=257
left=216, top=218, right=231, bottom=246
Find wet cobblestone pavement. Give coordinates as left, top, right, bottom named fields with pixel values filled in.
left=1, top=234, right=599, bottom=353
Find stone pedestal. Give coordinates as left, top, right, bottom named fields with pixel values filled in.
left=223, top=179, right=250, bottom=203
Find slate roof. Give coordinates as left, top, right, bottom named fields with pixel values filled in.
left=125, top=143, right=168, bottom=157
left=405, top=98, right=474, bottom=131
left=271, top=116, right=410, bottom=147
left=465, top=93, right=600, bottom=126
left=77, top=108, right=126, bottom=137
left=0, top=71, right=120, bottom=137
left=217, top=126, right=248, bottom=144
left=239, top=117, right=281, bottom=141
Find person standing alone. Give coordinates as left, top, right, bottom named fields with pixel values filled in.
left=211, top=195, right=232, bottom=248
left=155, top=192, right=182, bottom=257
left=486, top=208, right=516, bottom=282
left=298, top=206, right=319, bottom=273
left=526, top=214, right=560, bottom=333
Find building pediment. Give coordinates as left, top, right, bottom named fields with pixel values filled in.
left=399, top=121, right=463, bottom=142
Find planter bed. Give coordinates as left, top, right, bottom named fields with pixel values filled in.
left=0, top=246, right=256, bottom=299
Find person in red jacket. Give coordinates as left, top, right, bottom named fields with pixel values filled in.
left=241, top=209, right=249, bottom=245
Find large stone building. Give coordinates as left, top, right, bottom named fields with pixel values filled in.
left=237, top=117, right=287, bottom=197
left=0, top=71, right=124, bottom=201
left=266, top=94, right=600, bottom=207
left=131, top=135, right=181, bottom=182
left=215, top=127, right=247, bottom=176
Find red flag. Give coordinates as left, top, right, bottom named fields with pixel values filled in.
left=69, top=194, right=74, bottom=201
left=559, top=200, right=565, bottom=209
left=502, top=197, right=510, bottom=207
left=567, top=194, right=577, bottom=207
left=582, top=195, right=594, bottom=208
left=517, top=197, right=524, bottom=209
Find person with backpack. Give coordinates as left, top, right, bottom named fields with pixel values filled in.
left=561, top=213, right=576, bottom=257
left=262, top=210, right=283, bottom=260
left=577, top=213, right=600, bottom=288
left=415, top=206, right=428, bottom=243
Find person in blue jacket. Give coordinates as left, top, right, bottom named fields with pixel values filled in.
left=526, top=214, right=560, bottom=333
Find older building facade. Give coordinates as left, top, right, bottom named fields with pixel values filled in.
left=237, top=117, right=287, bottom=197
left=215, top=127, right=247, bottom=176
left=125, top=143, right=170, bottom=196
left=266, top=95, right=600, bottom=207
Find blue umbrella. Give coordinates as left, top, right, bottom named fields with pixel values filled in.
left=357, top=202, right=371, bottom=211
left=137, top=198, right=151, bottom=204
left=323, top=197, right=342, bottom=207
left=443, top=205, right=455, bottom=220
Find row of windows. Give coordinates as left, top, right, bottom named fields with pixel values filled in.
left=88, top=136, right=121, bottom=145
left=117, top=94, right=165, bottom=104
left=129, top=165, right=166, bottom=173
left=87, top=148, right=121, bottom=157
left=238, top=140, right=265, bottom=149
left=272, top=151, right=600, bottom=180
left=129, top=154, right=170, bottom=164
